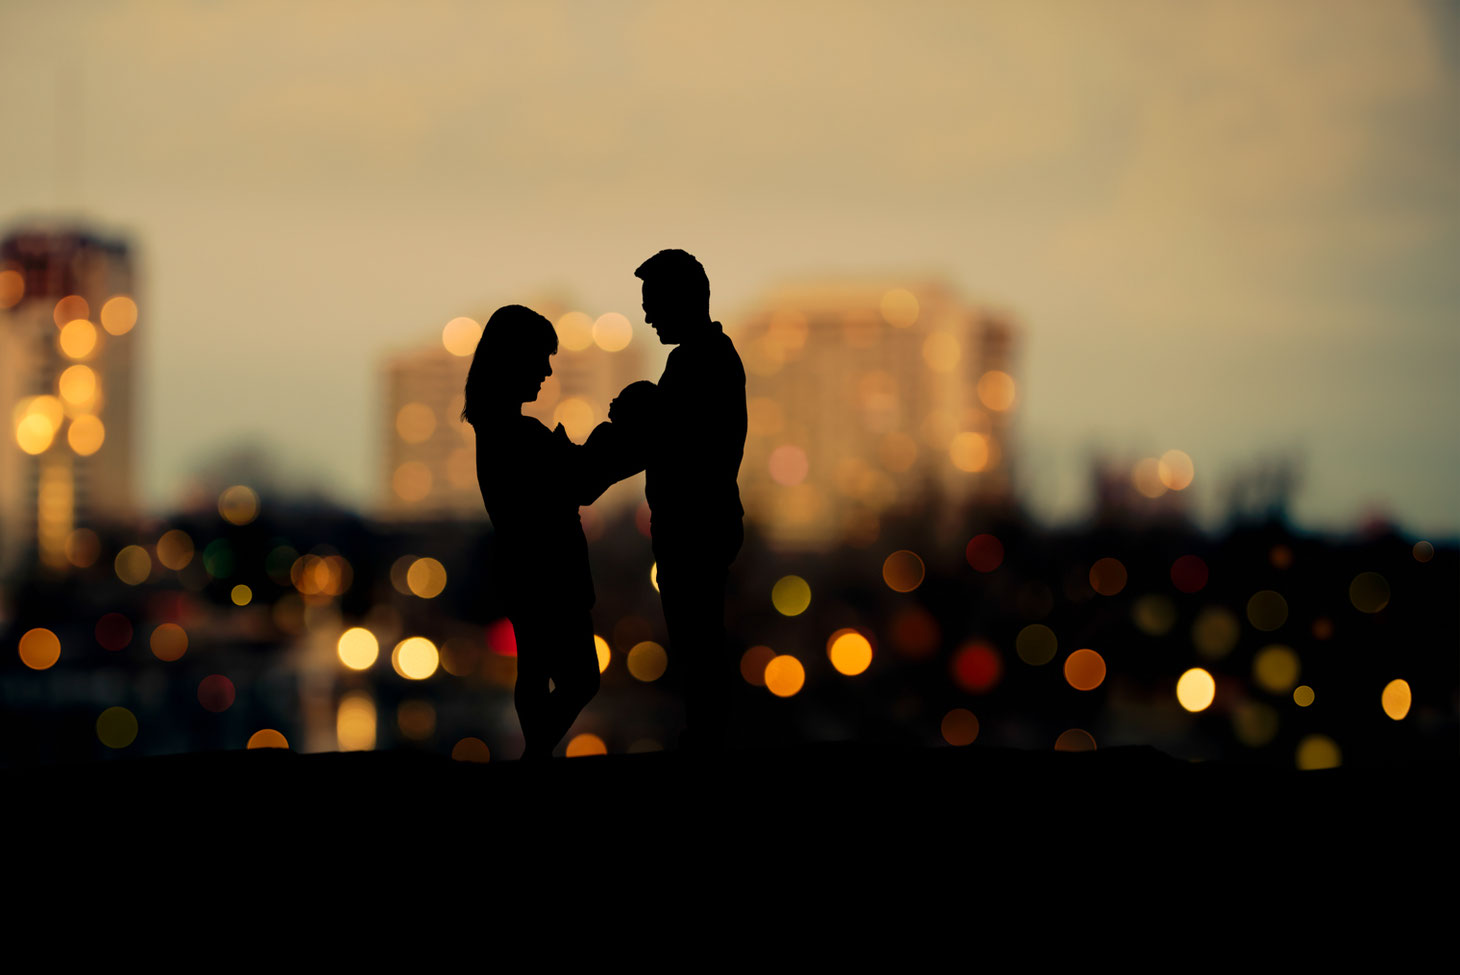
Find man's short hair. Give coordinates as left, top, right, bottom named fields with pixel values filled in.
left=634, top=249, right=710, bottom=309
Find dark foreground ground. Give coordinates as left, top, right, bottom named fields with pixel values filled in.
left=8, top=744, right=1456, bottom=954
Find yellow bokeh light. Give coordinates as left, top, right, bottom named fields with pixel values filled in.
left=1016, top=624, right=1057, bottom=665
left=882, top=549, right=925, bottom=592
left=396, top=402, right=437, bottom=443
left=218, top=484, right=260, bottom=525
left=65, top=528, right=100, bottom=568
left=976, top=371, right=1016, bottom=412
left=96, top=707, right=138, bottom=749
left=392, top=636, right=439, bottom=680
left=764, top=654, right=806, bottom=698
left=18, top=628, right=62, bottom=670
left=740, top=645, right=776, bottom=686
left=566, top=733, right=608, bottom=757
left=397, top=699, right=436, bottom=740
left=941, top=708, right=979, bottom=746
left=1064, top=649, right=1107, bottom=691
left=1246, top=590, right=1288, bottom=631
left=827, top=630, right=873, bottom=676
left=336, top=691, right=377, bottom=751
left=594, top=634, right=611, bottom=674
left=67, top=414, right=105, bottom=456
left=247, top=728, right=289, bottom=749
left=59, top=319, right=98, bottom=359
left=150, top=623, right=188, bottom=662
left=1131, top=458, right=1166, bottom=498
left=1158, top=449, right=1195, bottom=490
left=1176, top=668, right=1216, bottom=712
left=15, top=412, right=55, bottom=454
left=880, top=288, right=919, bottom=328
left=1349, top=572, right=1390, bottom=614
left=337, top=626, right=380, bottom=670
left=57, top=364, right=98, bottom=409
left=1293, top=685, right=1315, bottom=707
left=53, top=295, right=88, bottom=326
left=114, top=544, right=151, bottom=585
left=1253, top=645, right=1300, bottom=694
left=1192, top=607, right=1240, bottom=659
left=771, top=575, right=812, bottom=616
left=393, top=461, right=433, bottom=502
left=100, top=295, right=138, bottom=335
left=593, top=312, right=633, bottom=352
left=1381, top=679, right=1411, bottom=720
left=553, top=397, right=596, bottom=441
left=0, top=268, right=23, bottom=308
left=442, top=316, right=482, bottom=356
left=650, top=561, right=659, bottom=592
left=555, top=311, right=595, bottom=351
left=1295, top=734, right=1341, bottom=771
left=949, top=431, right=990, bottom=472
left=452, top=737, right=491, bottom=762
left=1232, top=701, right=1279, bottom=748
left=156, top=529, right=194, bottom=570
left=922, top=331, right=961, bottom=372
left=406, top=557, right=448, bottom=598
left=627, top=641, right=668, bottom=682
left=231, top=584, right=252, bottom=606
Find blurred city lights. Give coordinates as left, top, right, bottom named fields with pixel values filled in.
left=114, top=544, right=151, bottom=585
left=764, top=654, right=806, bottom=698
left=67, top=414, right=105, bottom=455
left=1232, top=701, right=1280, bottom=748
left=52, top=294, right=88, bottom=326
left=771, top=575, right=812, bottom=616
left=1253, top=645, right=1300, bottom=694
left=976, top=370, right=1016, bottom=412
left=18, top=627, right=61, bottom=670
left=392, top=637, right=439, bottom=680
left=96, top=707, right=138, bottom=749
left=553, top=396, right=596, bottom=440
left=951, top=641, right=1002, bottom=693
left=627, top=641, right=668, bottom=682
left=0, top=268, right=22, bottom=307
left=882, top=549, right=925, bottom=592
left=879, top=288, right=919, bottom=328
left=1054, top=729, right=1097, bottom=752
left=393, top=461, right=432, bottom=501
left=150, top=623, right=188, bottom=662
left=1381, top=679, right=1412, bottom=721
left=155, top=529, right=194, bottom=570
left=406, top=557, right=448, bottom=598
left=1132, top=458, right=1166, bottom=498
left=768, top=444, right=809, bottom=486
left=1089, top=558, right=1127, bottom=596
left=336, top=691, right=376, bottom=751
left=948, top=432, right=990, bottom=472
left=396, top=402, right=437, bottom=443
left=1064, top=649, right=1107, bottom=691
left=218, top=484, right=260, bottom=525
left=58, top=319, right=97, bottom=359
left=1157, top=449, right=1195, bottom=490
left=451, top=738, right=491, bottom=762
left=99, top=295, right=138, bottom=335
left=592, top=312, right=632, bottom=352
left=246, top=729, right=289, bottom=750
left=1191, top=607, right=1240, bottom=659
left=941, top=708, right=979, bottom=746
left=965, top=533, right=1004, bottom=572
left=922, top=331, right=960, bottom=372
left=230, top=584, right=252, bottom=606
left=1016, top=624, right=1058, bottom=666
left=1132, top=594, right=1177, bottom=636
left=1293, top=685, right=1315, bottom=707
left=554, top=311, right=594, bottom=351
left=1412, top=541, right=1434, bottom=562
left=442, top=316, right=482, bottom=356
left=1245, top=590, right=1288, bottom=631
left=593, top=634, right=611, bottom=673
left=566, top=733, right=607, bottom=757
left=649, top=561, right=659, bottom=593
left=1349, top=573, right=1390, bottom=614
left=198, top=675, right=236, bottom=713
left=740, top=646, right=776, bottom=686
left=65, top=528, right=100, bottom=568
left=827, top=629, right=874, bottom=677
left=57, top=364, right=97, bottom=408
left=338, top=627, right=380, bottom=670
left=1296, top=734, right=1341, bottom=771
left=1176, top=668, right=1216, bottom=712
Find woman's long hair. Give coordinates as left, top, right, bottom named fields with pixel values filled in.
left=461, top=304, right=559, bottom=427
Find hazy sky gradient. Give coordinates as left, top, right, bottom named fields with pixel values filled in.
left=3, top=0, right=1456, bottom=533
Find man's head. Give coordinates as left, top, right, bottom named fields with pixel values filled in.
left=634, top=249, right=710, bottom=345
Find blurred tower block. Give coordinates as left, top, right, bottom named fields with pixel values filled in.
left=0, top=227, right=139, bottom=578
left=379, top=297, right=645, bottom=521
left=730, top=277, right=1020, bottom=551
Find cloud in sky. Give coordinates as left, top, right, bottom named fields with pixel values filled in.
left=2, top=0, right=1456, bottom=532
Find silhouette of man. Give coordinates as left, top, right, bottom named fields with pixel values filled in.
left=618, top=249, right=746, bottom=753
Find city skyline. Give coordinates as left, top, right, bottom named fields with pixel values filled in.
left=1, top=1, right=1456, bottom=536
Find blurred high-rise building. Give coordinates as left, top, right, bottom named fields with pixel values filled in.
left=0, top=227, right=140, bottom=577
left=728, top=278, right=1019, bottom=550
left=379, top=298, right=647, bottom=520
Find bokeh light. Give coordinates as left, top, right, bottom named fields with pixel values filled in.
left=1253, top=645, right=1300, bottom=694
left=1232, top=701, right=1279, bottom=748
left=393, top=461, right=432, bottom=501
left=764, top=654, right=806, bottom=697
left=1176, top=668, right=1216, bottom=712
left=336, top=691, right=376, bottom=751
left=218, top=485, right=260, bottom=525
left=114, top=544, right=151, bottom=585
left=396, top=402, right=437, bottom=443
left=1293, top=685, right=1315, bottom=707
left=156, top=529, right=194, bottom=570
left=922, top=331, right=961, bottom=372
left=150, top=623, right=188, bottom=662
left=57, top=364, right=98, bottom=408
left=96, top=707, right=138, bottom=749
left=1412, top=541, right=1434, bottom=562
left=442, top=316, right=482, bottom=356
left=392, top=637, right=439, bottom=680
left=100, top=295, right=138, bottom=335
left=882, top=549, right=925, bottom=592
left=594, top=634, right=611, bottom=674
left=1063, top=649, right=1106, bottom=691
left=948, top=432, right=990, bottom=472
left=951, top=641, right=1002, bottom=693
left=406, top=557, right=448, bottom=598
left=67, top=414, right=105, bottom=455
left=452, top=738, right=491, bottom=762
left=1089, top=558, right=1127, bottom=596
left=52, top=295, right=88, bottom=326
left=880, top=288, right=919, bottom=328
left=976, top=370, right=1016, bottom=411
left=1016, top=624, right=1058, bottom=666
left=230, top=584, right=252, bottom=606
left=338, top=627, right=380, bottom=670
left=592, top=312, right=633, bottom=351
left=95, top=613, right=132, bottom=651
left=1296, top=735, right=1341, bottom=771
left=1054, top=729, right=1097, bottom=752
left=18, top=628, right=61, bottom=670
left=1381, top=679, right=1411, bottom=721
left=1132, top=594, right=1177, bottom=636
left=1192, top=607, right=1240, bottom=659
left=566, top=733, right=608, bottom=757
left=555, top=311, right=594, bottom=351
left=59, top=319, right=97, bottom=359
left=553, top=396, right=597, bottom=441
left=827, top=629, right=874, bottom=677
left=1349, top=573, right=1390, bottom=614
left=1131, top=459, right=1166, bottom=498
left=198, top=675, right=236, bottom=712
left=627, top=641, right=668, bottom=682
left=65, top=528, right=100, bottom=568
left=1157, top=449, right=1195, bottom=490
left=1170, top=555, right=1209, bottom=594
left=768, top=444, right=809, bottom=486
left=0, top=268, right=23, bottom=307
left=740, top=646, right=776, bottom=686
left=1246, top=590, right=1288, bottom=631
left=964, top=534, right=1004, bottom=572
left=941, top=708, right=979, bottom=746
left=247, top=729, right=289, bottom=749
left=771, top=575, right=812, bottom=616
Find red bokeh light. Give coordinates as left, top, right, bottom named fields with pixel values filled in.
left=1170, top=555, right=1209, bottom=594
left=95, top=613, right=133, bottom=651
left=951, top=641, right=1002, bottom=692
left=965, top=534, right=1005, bottom=573
left=198, top=674, right=236, bottom=712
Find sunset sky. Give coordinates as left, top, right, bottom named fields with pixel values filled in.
left=2, top=0, right=1456, bottom=534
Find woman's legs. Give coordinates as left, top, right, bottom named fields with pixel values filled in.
left=512, top=610, right=600, bottom=759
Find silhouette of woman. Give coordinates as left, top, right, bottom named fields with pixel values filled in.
left=461, top=304, right=624, bottom=760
